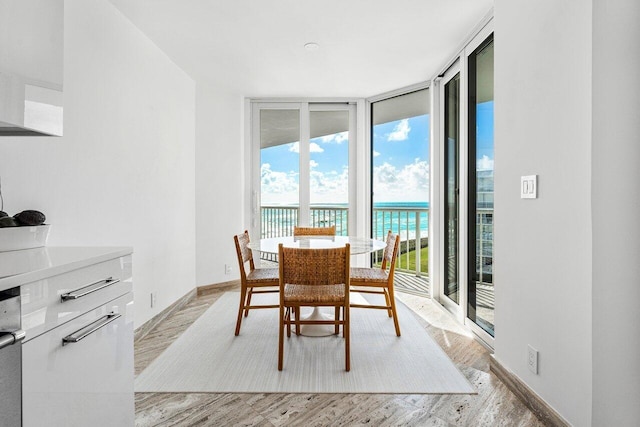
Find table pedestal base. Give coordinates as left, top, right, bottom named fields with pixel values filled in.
left=298, top=307, right=338, bottom=337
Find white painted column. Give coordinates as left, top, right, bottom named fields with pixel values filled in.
left=592, top=0, right=640, bottom=425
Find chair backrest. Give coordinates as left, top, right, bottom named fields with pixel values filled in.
left=279, top=243, right=350, bottom=289
left=293, top=225, right=336, bottom=236
left=381, top=231, right=400, bottom=275
left=233, top=230, right=255, bottom=281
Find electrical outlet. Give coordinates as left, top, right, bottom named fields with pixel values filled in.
left=224, top=264, right=232, bottom=275
left=150, top=292, right=157, bottom=308
left=527, top=345, right=538, bottom=374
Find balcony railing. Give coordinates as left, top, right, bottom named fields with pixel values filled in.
left=371, top=206, right=429, bottom=277
left=260, top=204, right=493, bottom=300
left=260, top=206, right=349, bottom=238
left=260, top=205, right=429, bottom=277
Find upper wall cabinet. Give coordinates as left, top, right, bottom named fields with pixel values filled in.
left=0, top=0, right=64, bottom=136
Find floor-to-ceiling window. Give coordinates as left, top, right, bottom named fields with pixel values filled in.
left=467, top=34, right=494, bottom=337
left=309, top=108, right=351, bottom=235
left=258, top=107, right=301, bottom=239
left=371, top=88, right=430, bottom=279
left=253, top=102, right=355, bottom=240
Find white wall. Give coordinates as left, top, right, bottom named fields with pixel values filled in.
left=194, top=83, right=246, bottom=286
left=493, top=1, right=593, bottom=425
left=592, top=1, right=640, bottom=425
left=0, top=0, right=196, bottom=328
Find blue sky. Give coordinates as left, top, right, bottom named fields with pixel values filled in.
left=260, top=101, right=493, bottom=205
left=371, top=115, right=430, bottom=203
left=476, top=101, right=494, bottom=169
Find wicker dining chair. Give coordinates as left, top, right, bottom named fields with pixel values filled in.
left=350, top=231, right=401, bottom=336
left=233, top=230, right=279, bottom=336
left=278, top=243, right=351, bottom=371
left=293, top=225, right=336, bottom=236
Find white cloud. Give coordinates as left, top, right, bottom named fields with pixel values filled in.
left=320, top=131, right=348, bottom=144
left=373, top=150, right=381, bottom=157
left=310, top=142, right=324, bottom=152
left=477, top=155, right=494, bottom=171
left=288, top=141, right=324, bottom=153
left=309, top=160, right=319, bottom=168
left=387, top=119, right=411, bottom=142
left=373, top=159, right=429, bottom=202
left=288, top=142, right=300, bottom=153
left=260, top=163, right=299, bottom=205
left=262, top=155, right=430, bottom=205
left=309, top=166, right=349, bottom=204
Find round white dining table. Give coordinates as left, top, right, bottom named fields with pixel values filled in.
left=248, top=235, right=387, bottom=336
left=247, top=235, right=386, bottom=255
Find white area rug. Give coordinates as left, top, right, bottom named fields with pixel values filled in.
left=135, top=292, right=475, bottom=394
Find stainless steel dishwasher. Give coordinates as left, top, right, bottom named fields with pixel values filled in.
left=0, top=287, right=25, bottom=427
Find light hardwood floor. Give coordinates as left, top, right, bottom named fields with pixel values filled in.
left=134, top=284, right=544, bottom=426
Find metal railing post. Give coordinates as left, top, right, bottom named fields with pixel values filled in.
left=415, top=210, right=421, bottom=277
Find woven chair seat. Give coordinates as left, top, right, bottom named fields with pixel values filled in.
left=246, top=268, right=279, bottom=284
left=284, top=283, right=346, bottom=304
left=350, top=267, right=388, bottom=283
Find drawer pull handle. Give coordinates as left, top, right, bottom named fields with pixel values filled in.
left=61, top=277, right=121, bottom=302
left=0, top=329, right=26, bottom=350
left=62, top=313, right=121, bottom=346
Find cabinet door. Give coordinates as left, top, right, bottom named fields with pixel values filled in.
left=21, top=255, right=132, bottom=342
left=22, top=293, right=134, bottom=427
left=0, top=0, right=63, bottom=86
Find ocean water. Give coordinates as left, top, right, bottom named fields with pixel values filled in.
left=262, top=202, right=429, bottom=240
left=371, top=202, right=429, bottom=240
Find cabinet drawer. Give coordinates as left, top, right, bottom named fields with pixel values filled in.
left=22, top=292, right=134, bottom=427
left=21, top=255, right=132, bottom=342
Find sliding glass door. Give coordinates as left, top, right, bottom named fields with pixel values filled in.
left=433, top=25, right=494, bottom=346
left=467, top=35, right=494, bottom=337
left=442, top=69, right=461, bottom=309
left=256, top=105, right=301, bottom=239
left=309, top=107, right=352, bottom=235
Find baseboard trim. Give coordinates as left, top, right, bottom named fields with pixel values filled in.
left=197, top=279, right=240, bottom=296
left=134, top=288, right=197, bottom=343
left=490, top=355, right=570, bottom=427
left=134, top=281, right=241, bottom=342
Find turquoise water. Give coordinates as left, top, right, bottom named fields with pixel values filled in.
left=371, top=202, right=429, bottom=240
left=262, top=202, right=429, bottom=239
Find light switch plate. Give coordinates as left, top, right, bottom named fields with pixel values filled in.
left=521, top=175, right=537, bottom=199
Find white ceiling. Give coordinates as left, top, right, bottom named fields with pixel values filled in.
left=108, top=0, right=493, bottom=98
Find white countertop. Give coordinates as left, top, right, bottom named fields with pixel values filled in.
left=0, top=246, right=133, bottom=292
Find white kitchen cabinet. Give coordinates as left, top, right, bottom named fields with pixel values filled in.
left=21, top=256, right=132, bottom=341
left=0, top=0, right=64, bottom=136
left=0, top=0, right=63, bottom=86
left=1, top=248, right=136, bottom=427
left=22, top=292, right=134, bottom=427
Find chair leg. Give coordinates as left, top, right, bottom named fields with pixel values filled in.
left=388, top=288, right=401, bottom=337
left=234, top=285, right=247, bottom=336
left=383, top=288, right=392, bottom=317
left=278, top=304, right=285, bottom=371
left=244, top=288, right=253, bottom=317
left=334, top=306, right=340, bottom=335
left=295, top=307, right=301, bottom=336
left=344, top=304, right=350, bottom=372
left=286, top=308, right=291, bottom=338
